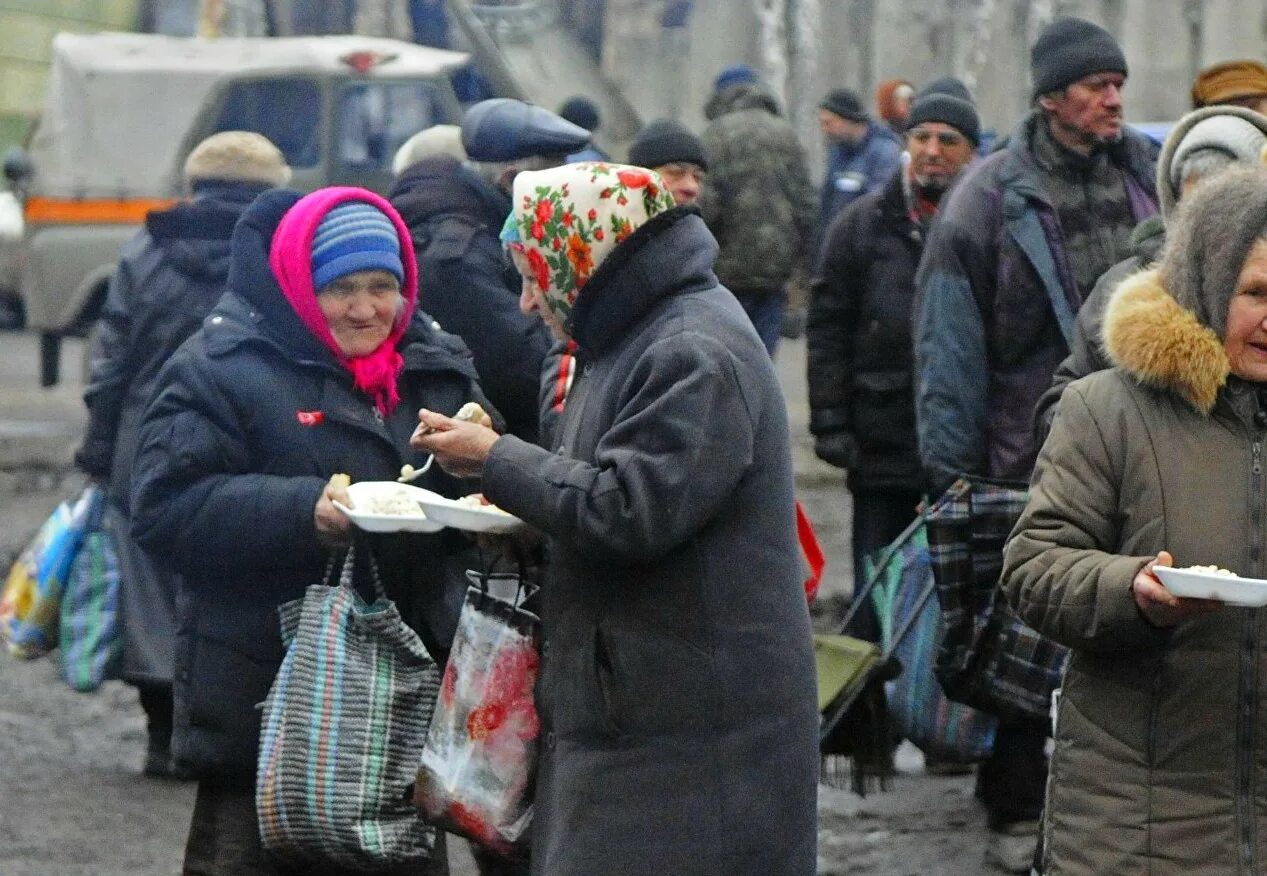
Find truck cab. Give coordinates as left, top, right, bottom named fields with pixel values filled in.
left=6, top=32, right=470, bottom=385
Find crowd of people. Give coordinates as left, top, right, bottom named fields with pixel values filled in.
left=63, top=10, right=1267, bottom=875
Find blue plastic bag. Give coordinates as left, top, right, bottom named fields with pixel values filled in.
left=4, top=487, right=101, bottom=659
left=867, top=522, right=996, bottom=763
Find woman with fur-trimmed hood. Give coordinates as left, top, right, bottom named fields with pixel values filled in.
left=1003, top=165, right=1267, bottom=874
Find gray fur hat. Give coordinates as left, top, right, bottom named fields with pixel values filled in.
left=1160, top=165, right=1267, bottom=338
left=183, top=131, right=291, bottom=187
left=392, top=124, right=466, bottom=175
left=1156, top=105, right=1267, bottom=218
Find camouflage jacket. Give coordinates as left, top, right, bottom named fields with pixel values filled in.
left=699, top=83, right=816, bottom=292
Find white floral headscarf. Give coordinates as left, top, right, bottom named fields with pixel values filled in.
left=507, top=162, right=676, bottom=326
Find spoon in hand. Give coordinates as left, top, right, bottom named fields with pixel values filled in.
left=397, top=455, right=435, bottom=483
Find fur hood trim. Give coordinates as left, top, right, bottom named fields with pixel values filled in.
left=1102, top=268, right=1229, bottom=413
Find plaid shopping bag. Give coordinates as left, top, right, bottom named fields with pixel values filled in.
left=866, top=520, right=996, bottom=763
left=256, top=545, right=441, bottom=870
left=926, top=478, right=1067, bottom=721
left=58, top=498, right=122, bottom=692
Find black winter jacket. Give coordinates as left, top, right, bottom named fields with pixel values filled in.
left=76, top=183, right=267, bottom=502
left=807, top=169, right=924, bottom=491
left=131, top=189, right=491, bottom=786
left=76, top=182, right=269, bottom=686
left=483, top=209, right=818, bottom=875
left=390, top=157, right=552, bottom=445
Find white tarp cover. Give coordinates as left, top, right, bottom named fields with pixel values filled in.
left=29, top=32, right=468, bottom=199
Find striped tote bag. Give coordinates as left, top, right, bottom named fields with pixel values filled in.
left=256, top=546, right=442, bottom=870
left=58, top=512, right=122, bottom=692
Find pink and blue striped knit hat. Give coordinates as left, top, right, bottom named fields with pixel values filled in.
left=310, top=201, right=404, bottom=290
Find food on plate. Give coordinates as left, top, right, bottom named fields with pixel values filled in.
left=1182, top=564, right=1236, bottom=576
left=456, top=493, right=512, bottom=515
left=363, top=490, right=425, bottom=517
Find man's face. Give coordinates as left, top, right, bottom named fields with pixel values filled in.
left=905, top=122, right=975, bottom=191
left=654, top=162, right=705, bottom=206
left=818, top=110, right=868, bottom=145
left=1039, top=72, right=1126, bottom=149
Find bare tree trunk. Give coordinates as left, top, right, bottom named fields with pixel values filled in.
left=198, top=0, right=224, bottom=36
left=787, top=0, right=822, bottom=174
left=754, top=0, right=789, bottom=106
left=354, top=0, right=414, bottom=39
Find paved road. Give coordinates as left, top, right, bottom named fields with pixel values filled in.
left=0, top=330, right=996, bottom=875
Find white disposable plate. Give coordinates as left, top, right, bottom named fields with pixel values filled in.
left=413, top=493, right=526, bottom=535
left=333, top=482, right=444, bottom=534
left=1153, top=566, right=1267, bottom=607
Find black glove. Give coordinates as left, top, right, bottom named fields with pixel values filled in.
left=813, top=432, right=858, bottom=470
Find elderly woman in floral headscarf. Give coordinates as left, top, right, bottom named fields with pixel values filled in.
left=412, top=162, right=819, bottom=876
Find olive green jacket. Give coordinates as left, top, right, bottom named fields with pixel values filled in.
left=1003, top=268, right=1267, bottom=875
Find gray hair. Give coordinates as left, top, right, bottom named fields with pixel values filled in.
left=1173, top=147, right=1237, bottom=192
left=468, top=155, right=559, bottom=193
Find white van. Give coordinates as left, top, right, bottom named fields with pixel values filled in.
left=4, top=32, right=470, bottom=385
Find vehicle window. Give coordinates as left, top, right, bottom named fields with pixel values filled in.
left=214, top=79, right=320, bottom=168
left=338, top=82, right=439, bottom=172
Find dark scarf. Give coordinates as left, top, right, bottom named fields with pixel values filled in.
left=1032, top=115, right=1138, bottom=300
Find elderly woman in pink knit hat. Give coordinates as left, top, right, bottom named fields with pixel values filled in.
left=131, top=185, right=493, bottom=874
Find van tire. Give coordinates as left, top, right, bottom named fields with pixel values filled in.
left=40, top=332, right=61, bottom=388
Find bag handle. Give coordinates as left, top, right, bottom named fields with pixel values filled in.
left=334, top=543, right=387, bottom=603
left=838, top=512, right=925, bottom=636
left=466, top=564, right=534, bottom=612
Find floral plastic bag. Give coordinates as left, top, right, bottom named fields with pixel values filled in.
left=3, top=487, right=100, bottom=659
left=415, top=572, right=540, bottom=855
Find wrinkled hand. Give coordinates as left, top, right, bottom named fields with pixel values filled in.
left=410, top=409, right=500, bottom=479
left=814, top=432, right=859, bottom=470
left=1132, top=550, right=1221, bottom=628
left=314, top=474, right=353, bottom=549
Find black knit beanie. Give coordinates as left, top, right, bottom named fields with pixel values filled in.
left=907, top=94, right=981, bottom=146
left=628, top=119, right=708, bottom=172
left=1030, top=17, right=1127, bottom=99
left=819, top=88, right=867, bottom=123
left=558, top=96, right=600, bottom=132
left=1161, top=165, right=1267, bottom=339
left=917, top=76, right=973, bottom=104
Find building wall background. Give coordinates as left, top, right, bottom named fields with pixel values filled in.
left=604, top=0, right=1267, bottom=171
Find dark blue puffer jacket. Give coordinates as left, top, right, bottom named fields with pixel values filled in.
left=132, top=188, right=493, bottom=786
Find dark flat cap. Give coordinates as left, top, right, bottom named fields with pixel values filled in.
left=819, top=89, right=867, bottom=123
left=461, top=98, right=591, bottom=162
left=628, top=119, right=707, bottom=172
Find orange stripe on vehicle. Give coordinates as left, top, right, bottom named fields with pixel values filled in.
left=23, top=197, right=177, bottom=224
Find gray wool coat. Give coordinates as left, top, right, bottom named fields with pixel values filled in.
left=481, top=208, right=819, bottom=876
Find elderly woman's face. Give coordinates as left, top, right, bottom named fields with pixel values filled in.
left=1225, top=239, right=1267, bottom=383
left=510, top=247, right=570, bottom=342
left=317, top=269, right=402, bottom=357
